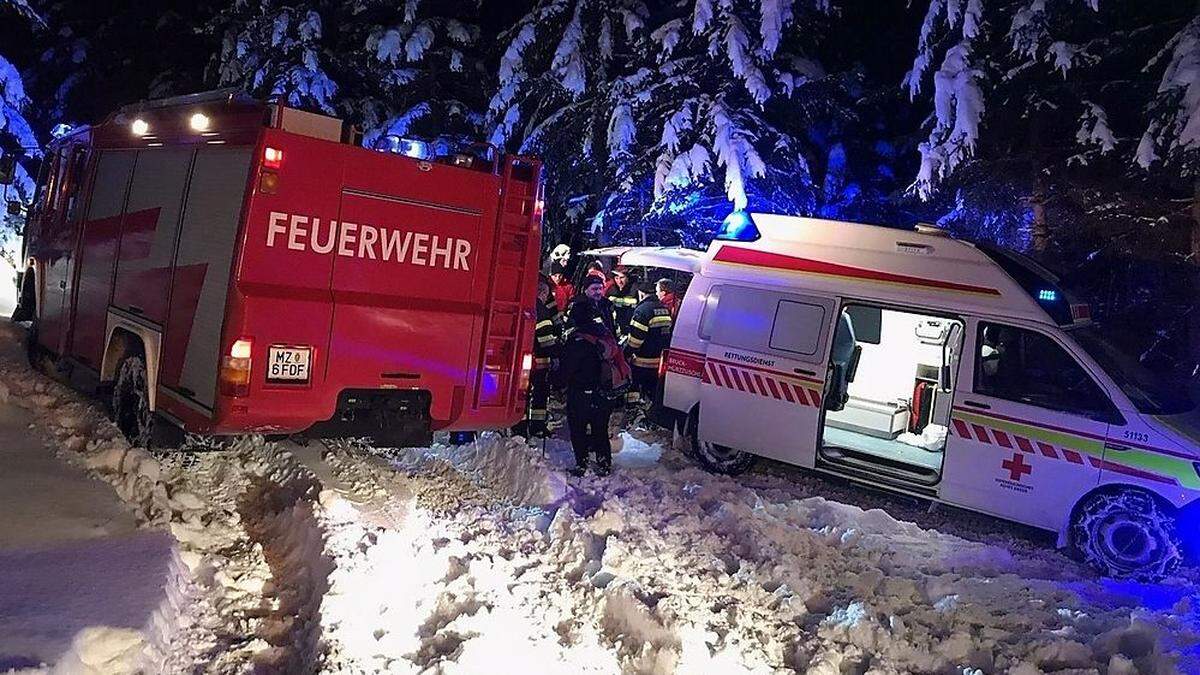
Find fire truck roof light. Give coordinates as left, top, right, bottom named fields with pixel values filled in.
left=189, top=112, right=211, bottom=132
left=131, top=119, right=149, bottom=136
left=398, top=139, right=430, bottom=160
left=263, top=146, right=283, bottom=169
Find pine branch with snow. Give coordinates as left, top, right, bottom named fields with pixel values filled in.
left=1137, top=16, right=1200, bottom=175
left=489, top=0, right=843, bottom=247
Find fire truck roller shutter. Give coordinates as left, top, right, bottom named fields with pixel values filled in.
left=70, top=151, right=137, bottom=367
left=159, top=147, right=254, bottom=409
left=112, top=148, right=195, bottom=325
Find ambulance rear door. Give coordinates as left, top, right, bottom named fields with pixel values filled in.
left=697, top=284, right=837, bottom=467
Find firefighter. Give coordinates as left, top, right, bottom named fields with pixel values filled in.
left=605, top=266, right=640, bottom=335
left=549, top=262, right=575, bottom=313
left=543, top=243, right=572, bottom=276
left=624, top=281, right=674, bottom=404
left=516, top=275, right=560, bottom=438
left=558, top=276, right=629, bottom=477
left=585, top=260, right=607, bottom=285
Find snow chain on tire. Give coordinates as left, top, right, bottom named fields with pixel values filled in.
left=1072, top=489, right=1182, bottom=581
left=113, top=356, right=155, bottom=448
left=689, top=409, right=756, bottom=475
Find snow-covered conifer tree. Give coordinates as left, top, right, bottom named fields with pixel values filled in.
left=339, top=0, right=485, bottom=145
left=489, top=0, right=849, bottom=247
left=904, top=0, right=1195, bottom=255
left=0, top=0, right=40, bottom=201
left=211, top=0, right=339, bottom=112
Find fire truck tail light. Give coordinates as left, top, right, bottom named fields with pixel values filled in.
left=263, top=146, right=284, bottom=169
left=518, top=353, right=533, bottom=392
left=220, top=338, right=253, bottom=397
left=259, top=170, right=279, bottom=194
left=230, top=339, right=252, bottom=359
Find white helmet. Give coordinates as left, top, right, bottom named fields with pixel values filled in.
left=550, top=244, right=571, bottom=265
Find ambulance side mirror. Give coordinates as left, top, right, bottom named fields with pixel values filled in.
left=0, top=156, right=14, bottom=185
left=6, top=200, right=22, bottom=216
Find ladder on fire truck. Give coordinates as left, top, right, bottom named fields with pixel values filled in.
left=474, top=158, right=542, bottom=408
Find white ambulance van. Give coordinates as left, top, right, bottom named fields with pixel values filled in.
left=608, top=212, right=1200, bottom=580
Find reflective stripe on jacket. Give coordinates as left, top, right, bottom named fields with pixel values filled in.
left=625, top=297, right=673, bottom=368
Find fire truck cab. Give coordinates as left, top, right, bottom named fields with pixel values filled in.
left=615, top=212, right=1199, bottom=580
left=17, top=90, right=544, bottom=448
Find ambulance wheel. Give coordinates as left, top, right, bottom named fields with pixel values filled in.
left=1071, top=489, right=1182, bottom=581
left=113, top=355, right=156, bottom=448
left=689, top=409, right=755, bottom=475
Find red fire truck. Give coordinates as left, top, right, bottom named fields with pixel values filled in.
left=15, top=90, right=544, bottom=447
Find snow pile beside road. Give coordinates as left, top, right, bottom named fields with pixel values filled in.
left=0, top=324, right=329, bottom=673
left=389, top=432, right=567, bottom=507
left=319, top=427, right=1195, bottom=674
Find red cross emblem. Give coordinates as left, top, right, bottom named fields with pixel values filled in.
left=1002, top=453, right=1032, bottom=481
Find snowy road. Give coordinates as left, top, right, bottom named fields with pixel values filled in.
left=1, top=317, right=1198, bottom=673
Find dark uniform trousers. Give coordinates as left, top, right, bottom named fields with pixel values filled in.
left=566, top=389, right=612, bottom=469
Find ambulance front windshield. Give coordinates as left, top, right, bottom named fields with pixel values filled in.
left=1071, top=327, right=1195, bottom=416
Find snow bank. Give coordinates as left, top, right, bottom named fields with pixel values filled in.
left=389, top=432, right=567, bottom=507
left=319, top=423, right=1197, bottom=674
left=0, top=323, right=330, bottom=673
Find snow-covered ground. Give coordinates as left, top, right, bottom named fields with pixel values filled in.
left=1, top=316, right=1198, bottom=673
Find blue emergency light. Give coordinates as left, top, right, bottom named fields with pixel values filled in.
left=715, top=211, right=761, bottom=242
left=1038, top=289, right=1058, bottom=302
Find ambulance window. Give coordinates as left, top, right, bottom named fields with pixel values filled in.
left=843, top=305, right=881, bottom=345
left=698, top=285, right=723, bottom=339
left=975, top=323, right=1116, bottom=420
left=769, top=300, right=826, bottom=355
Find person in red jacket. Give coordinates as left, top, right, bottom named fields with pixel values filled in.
left=656, top=278, right=679, bottom=319
left=549, top=262, right=575, bottom=313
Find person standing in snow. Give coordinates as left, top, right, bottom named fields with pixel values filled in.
left=549, top=262, right=575, bottom=314
left=655, top=278, right=679, bottom=320
left=623, top=281, right=673, bottom=404
left=516, top=275, right=560, bottom=438
left=557, top=276, right=630, bottom=476
left=604, top=266, right=640, bottom=336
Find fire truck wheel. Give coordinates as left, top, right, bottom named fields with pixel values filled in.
left=112, top=355, right=155, bottom=448
left=689, top=409, right=756, bottom=475
left=1071, top=489, right=1182, bottom=581
left=24, top=322, right=43, bottom=372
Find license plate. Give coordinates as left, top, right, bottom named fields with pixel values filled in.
left=266, top=346, right=311, bottom=383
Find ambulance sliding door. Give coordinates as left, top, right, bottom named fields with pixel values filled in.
left=698, top=285, right=836, bottom=467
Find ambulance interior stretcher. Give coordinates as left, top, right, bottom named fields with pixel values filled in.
left=820, top=304, right=964, bottom=484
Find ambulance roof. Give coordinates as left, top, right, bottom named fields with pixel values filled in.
left=579, top=246, right=704, bottom=273
left=702, top=213, right=1058, bottom=326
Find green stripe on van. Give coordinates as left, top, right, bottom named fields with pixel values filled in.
left=955, top=410, right=1199, bottom=490
left=954, top=410, right=1105, bottom=457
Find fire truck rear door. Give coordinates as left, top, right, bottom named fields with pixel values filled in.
left=328, top=158, right=488, bottom=422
